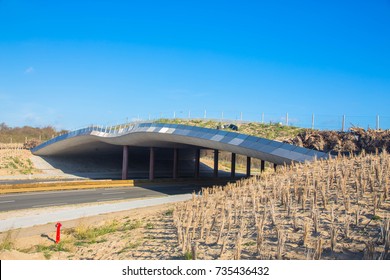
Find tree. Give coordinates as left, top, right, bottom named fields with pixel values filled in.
left=0, top=122, right=9, bottom=131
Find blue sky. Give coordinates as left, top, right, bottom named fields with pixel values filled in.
left=0, top=0, right=389, bottom=130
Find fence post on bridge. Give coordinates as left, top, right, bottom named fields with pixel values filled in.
left=312, top=113, right=315, bottom=130
left=286, top=112, right=289, bottom=126
left=376, top=115, right=380, bottom=130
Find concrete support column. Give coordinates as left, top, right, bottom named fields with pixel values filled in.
left=261, top=160, right=265, bottom=173
left=195, top=149, right=200, bottom=178
left=149, top=147, right=155, bottom=180
left=122, top=145, right=129, bottom=180
left=173, top=148, right=178, bottom=179
left=246, top=156, right=251, bottom=177
left=213, top=149, right=219, bottom=178
left=231, top=153, right=236, bottom=178
left=274, top=163, right=277, bottom=172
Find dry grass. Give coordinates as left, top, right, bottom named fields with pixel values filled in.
left=0, top=231, right=14, bottom=251
left=173, top=151, right=390, bottom=259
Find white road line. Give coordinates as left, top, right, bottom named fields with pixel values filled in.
left=32, top=203, right=67, bottom=208
left=97, top=197, right=124, bottom=202
left=101, top=192, right=126, bottom=195
left=3, top=189, right=98, bottom=197
left=0, top=200, right=15, bottom=204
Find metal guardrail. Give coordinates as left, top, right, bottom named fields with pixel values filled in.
left=31, top=122, right=152, bottom=152
left=32, top=122, right=329, bottom=165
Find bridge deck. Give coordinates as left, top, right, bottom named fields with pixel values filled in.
left=32, top=122, right=328, bottom=165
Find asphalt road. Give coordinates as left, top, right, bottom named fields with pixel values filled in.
left=0, top=183, right=207, bottom=212
left=0, top=178, right=87, bottom=185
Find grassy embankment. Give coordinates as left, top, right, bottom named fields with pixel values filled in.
left=0, top=144, right=36, bottom=175
left=156, top=118, right=305, bottom=140
left=0, top=124, right=67, bottom=175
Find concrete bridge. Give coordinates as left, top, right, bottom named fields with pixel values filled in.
left=31, top=122, right=329, bottom=180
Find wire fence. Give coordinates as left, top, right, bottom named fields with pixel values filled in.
left=84, top=111, right=390, bottom=132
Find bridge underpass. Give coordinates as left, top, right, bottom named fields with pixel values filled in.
left=36, top=147, right=252, bottom=180
left=32, top=122, right=329, bottom=180
left=120, top=145, right=270, bottom=180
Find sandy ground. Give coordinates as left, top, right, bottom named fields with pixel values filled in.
left=0, top=203, right=183, bottom=260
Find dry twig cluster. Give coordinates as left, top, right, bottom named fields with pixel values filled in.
left=173, top=151, right=390, bottom=259
left=286, top=127, right=390, bottom=154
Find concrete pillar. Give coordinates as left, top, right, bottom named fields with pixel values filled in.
left=195, top=148, right=200, bottom=178
left=122, top=145, right=129, bottom=180
left=261, top=160, right=265, bottom=173
left=149, top=147, right=155, bottom=180
left=214, top=149, right=219, bottom=178
left=274, top=163, right=277, bottom=172
left=173, top=148, right=178, bottom=179
left=246, top=156, right=251, bottom=177
left=231, top=153, right=236, bottom=178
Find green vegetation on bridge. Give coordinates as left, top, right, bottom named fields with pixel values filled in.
left=156, top=118, right=305, bottom=141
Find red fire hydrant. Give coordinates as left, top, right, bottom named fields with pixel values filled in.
left=55, top=222, right=62, bottom=244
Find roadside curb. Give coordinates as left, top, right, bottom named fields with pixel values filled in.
left=0, top=177, right=238, bottom=194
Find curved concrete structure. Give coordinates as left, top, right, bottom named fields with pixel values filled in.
left=32, top=122, right=328, bottom=179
